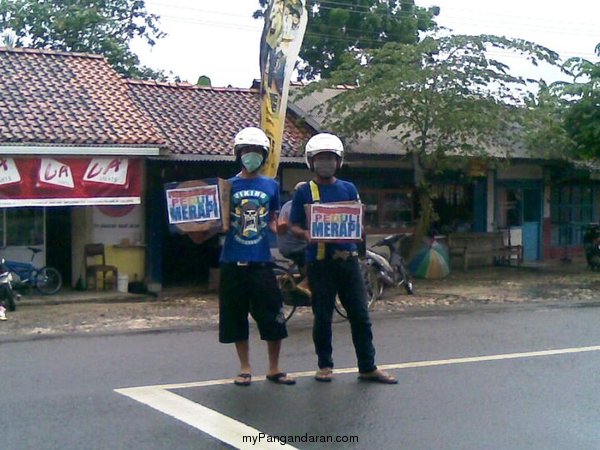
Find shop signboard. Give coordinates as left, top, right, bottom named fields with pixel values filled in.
left=0, top=157, right=141, bottom=206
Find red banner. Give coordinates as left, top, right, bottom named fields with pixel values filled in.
left=0, top=157, right=141, bottom=207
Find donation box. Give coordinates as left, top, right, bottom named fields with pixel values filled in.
left=306, top=202, right=363, bottom=242
left=164, top=178, right=231, bottom=239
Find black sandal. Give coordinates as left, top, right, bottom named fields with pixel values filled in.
left=233, top=373, right=252, bottom=386
left=266, top=372, right=296, bottom=385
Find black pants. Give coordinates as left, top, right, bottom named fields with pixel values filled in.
left=308, top=257, right=377, bottom=373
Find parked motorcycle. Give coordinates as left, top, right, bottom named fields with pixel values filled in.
left=0, top=257, right=18, bottom=312
left=364, top=234, right=414, bottom=307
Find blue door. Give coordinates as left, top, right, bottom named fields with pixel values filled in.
left=522, top=188, right=542, bottom=261
left=522, top=222, right=539, bottom=260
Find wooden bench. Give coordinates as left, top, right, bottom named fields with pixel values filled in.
left=448, top=232, right=523, bottom=271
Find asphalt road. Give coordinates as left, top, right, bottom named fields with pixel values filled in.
left=3, top=304, right=600, bottom=449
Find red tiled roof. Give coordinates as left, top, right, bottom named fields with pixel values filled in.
left=127, top=80, right=313, bottom=159
left=0, top=47, right=164, bottom=147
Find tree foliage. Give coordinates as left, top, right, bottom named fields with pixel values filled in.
left=525, top=44, right=600, bottom=161
left=564, top=93, right=600, bottom=159
left=521, top=83, right=574, bottom=160
left=0, top=0, right=169, bottom=80
left=315, top=35, right=560, bottom=162
left=556, top=52, right=600, bottom=158
left=304, top=34, right=561, bottom=251
left=256, top=0, right=439, bottom=80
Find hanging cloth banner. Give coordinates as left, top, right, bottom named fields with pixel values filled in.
left=259, top=0, right=308, bottom=178
left=0, top=157, right=141, bottom=207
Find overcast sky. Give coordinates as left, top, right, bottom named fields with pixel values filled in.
left=132, top=0, right=600, bottom=88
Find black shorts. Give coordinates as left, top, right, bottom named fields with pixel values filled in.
left=218, top=262, right=288, bottom=343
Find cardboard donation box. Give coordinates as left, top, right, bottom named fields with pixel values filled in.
left=164, top=178, right=231, bottom=243
left=306, top=202, right=363, bottom=242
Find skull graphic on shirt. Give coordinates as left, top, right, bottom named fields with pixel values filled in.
left=231, top=197, right=269, bottom=243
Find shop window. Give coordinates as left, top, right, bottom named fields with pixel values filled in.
left=550, top=185, right=593, bottom=246
left=431, top=184, right=473, bottom=233
left=361, top=189, right=414, bottom=232
left=2, top=208, right=44, bottom=246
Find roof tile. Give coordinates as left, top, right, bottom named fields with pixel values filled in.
left=127, top=80, right=312, bottom=158
left=0, top=47, right=165, bottom=147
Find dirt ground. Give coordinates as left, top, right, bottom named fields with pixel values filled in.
left=2, top=260, right=599, bottom=340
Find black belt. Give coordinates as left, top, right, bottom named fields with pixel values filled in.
left=235, top=261, right=271, bottom=267
left=332, top=250, right=359, bottom=261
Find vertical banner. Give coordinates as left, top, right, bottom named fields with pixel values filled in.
left=259, top=0, right=308, bottom=178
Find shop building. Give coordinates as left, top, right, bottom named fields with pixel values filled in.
left=0, top=48, right=164, bottom=287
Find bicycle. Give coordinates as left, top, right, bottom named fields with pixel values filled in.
left=5, top=247, right=63, bottom=295
left=273, top=257, right=374, bottom=322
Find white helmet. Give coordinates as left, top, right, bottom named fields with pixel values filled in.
left=304, top=133, right=344, bottom=170
left=233, top=127, right=270, bottom=162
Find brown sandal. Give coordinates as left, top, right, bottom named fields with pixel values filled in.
left=314, top=368, right=334, bottom=382
left=358, top=370, right=398, bottom=384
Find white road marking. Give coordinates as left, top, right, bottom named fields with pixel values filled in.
left=377, top=344, right=600, bottom=372
left=115, top=344, right=600, bottom=449
left=116, top=386, right=296, bottom=450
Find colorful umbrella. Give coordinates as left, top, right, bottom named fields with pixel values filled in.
left=407, top=237, right=451, bottom=279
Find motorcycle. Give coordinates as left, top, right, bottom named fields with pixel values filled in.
left=364, top=234, right=414, bottom=307
left=0, top=257, right=18, bottom=312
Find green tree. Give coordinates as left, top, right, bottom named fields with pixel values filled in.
left=522, top=83, right=574, bottom=160
left=0, top=0, right=169, bottom=80
left=196, top=75, right=212, bottom=87
left=524, top=43, right=600, bottom=161
left=256, top=0, right=439, bottom=80
left=556, top=46, right=600, bottom=158
left=304, top=35, right=561, bottom=254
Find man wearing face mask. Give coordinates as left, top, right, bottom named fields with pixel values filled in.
left=219, top=126, right=295, bottom=387
left=289, top=132, right=397, bottom=384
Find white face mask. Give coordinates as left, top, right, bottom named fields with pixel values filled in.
left=313, top=159, right=337, bottom=178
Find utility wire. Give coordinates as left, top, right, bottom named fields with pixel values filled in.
left=156, top=13, right=597, bottom=59
left=150, top=2, right=599, bottom=60
left=156, top=10, right=597, bottom=43
left=149, top=0, right=600, bottom=33
left=148, top=0, right=599, bottom=45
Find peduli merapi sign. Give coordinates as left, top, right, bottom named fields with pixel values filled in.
left=0, top=157, right=141, bottom=207
left=307, top=202, right=363, bottom=242
left=164, top=178, right=231, bottom=238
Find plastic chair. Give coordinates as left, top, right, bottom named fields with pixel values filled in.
left=84, top=243, right=118, bottom=290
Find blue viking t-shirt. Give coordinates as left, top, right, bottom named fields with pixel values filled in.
left=289, top=179, right=360, bottom=263
left=220, top=175, right=280, bottom=263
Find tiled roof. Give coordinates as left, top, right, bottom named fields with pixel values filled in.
left=0, top=47, right=164, bottom=147
left=127, top=80, right=313, bottom=159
